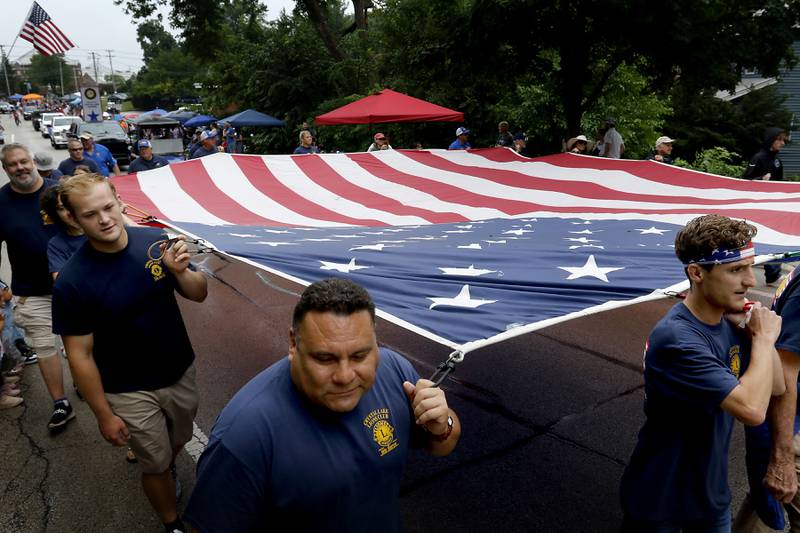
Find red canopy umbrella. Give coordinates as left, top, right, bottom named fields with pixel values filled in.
left=315, top=89, right=463, bottom=125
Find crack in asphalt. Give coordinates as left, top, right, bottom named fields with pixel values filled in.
left=9, top=400, right=53, bottom=531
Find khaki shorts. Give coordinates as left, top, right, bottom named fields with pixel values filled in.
left=13, top=295, right=59, bottom=359
left=105, top=365, right=198, bottom=474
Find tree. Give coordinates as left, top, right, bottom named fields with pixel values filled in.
left=28, top=54, right=72, bottom=94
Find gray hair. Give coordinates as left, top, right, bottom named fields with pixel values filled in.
left=1, top=143, right=33, bottom=168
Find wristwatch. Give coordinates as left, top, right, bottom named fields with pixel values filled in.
left=430, top=415, right=454, bottom=442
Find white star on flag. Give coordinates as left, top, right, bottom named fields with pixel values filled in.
left=564, top=237, right=600, bottom=244
left=247, top=241, right=295, bottom=247
left=456, top=224, right=474, bottom=229
left=444, top=229, right=473, bottom=234
left=484, top=240, right=507, bottom=244
left=558, top=255, right=624, bottom=282
left=503, top=228, right=534, bottom=236
left=408, top=236, right=441, bottom=241
left=319, top=258, right=370, bottom=273
left=349, top=244, right=390, bottom=251
left=458, top=243, right=482, bottom=249
left=569, top=229, right=597, bottom=235
left=301, top=238, right=336, bottom=242
left=228, top=233, right=258, bottom=238
left=635, top=226, right=671, bottom=235
left=437, top=265, right=497, bottom=277
left=263, top=229, right=292, bottom=234
left=331, top=234, right=364, bottom=239
left=569, top=244, right=605, bottom=250
left=571, top=221, right=593, bottom=225
left=428, top=285, right=497, bottom=309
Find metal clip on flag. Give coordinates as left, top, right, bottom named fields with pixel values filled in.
left=430, top=350, right=465, bottom=387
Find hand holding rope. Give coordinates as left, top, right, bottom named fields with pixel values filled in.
left=430, top=350, right=465, bottom=387
left=147, top=234, right=214, bottom=263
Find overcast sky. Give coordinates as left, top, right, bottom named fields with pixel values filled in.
left=0, top=0, right=296, bottom=75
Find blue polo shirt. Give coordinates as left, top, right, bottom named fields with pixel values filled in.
left=84, top=143, right=117, bottom=177
left=620, top=302, right=749, bottom=522
left=184, top=348, right=425, bottom=533
left=448, top=139, right=471, bottom=150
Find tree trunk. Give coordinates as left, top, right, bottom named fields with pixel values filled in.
left=297, top=0, right=346, bottom=61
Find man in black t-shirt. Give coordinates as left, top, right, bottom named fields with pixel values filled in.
left=54, top=174, right=207, bottom=533
left=0, top=143, right=74, bottom=431
left=58, top=138, right=101, bottom=176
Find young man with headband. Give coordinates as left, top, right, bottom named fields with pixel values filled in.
left=620, top=214, right=784, bottom=532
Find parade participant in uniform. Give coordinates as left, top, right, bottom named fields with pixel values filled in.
left=0, top=143, right=74, bottom=430
left=128, top=140, right=169, bottom=173
left=80, top=133, right=120, bottom=177
left=733, top=264, right=800, bottom=532
left=620, top=214, right=784, bottom=532
left=184, top=278, right=460, bottom=533
left=53, top=174, right=207, bottom=533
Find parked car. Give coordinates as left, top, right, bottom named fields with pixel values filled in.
left=0, top=103, right=12, bottom=114
left=126, top=115, right=185, bottom=164
left=40, top=112, right=65, bottom=138
left=69, top=120, right=132, bottom=165
left=50, top=116, right=83, bottom=148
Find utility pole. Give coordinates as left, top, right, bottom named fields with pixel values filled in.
left=106, top=49, right=116, bottom=93
left=90, top=52, right=99, bottom=84
left=0, top=45, right=11, bottom=96
left=58, top=54, right=65, bottom=96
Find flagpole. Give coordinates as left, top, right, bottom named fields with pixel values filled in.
left=58, top=53, right=64, bottom=96
left=0, top=46, right=11, bottom=96
left=8, top=2, right=35, bottom=60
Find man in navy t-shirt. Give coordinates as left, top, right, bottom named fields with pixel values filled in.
left=53, top=174, right=208, bottom=533
left=184, top=278, right=461, bottom=533
left=620, top=214, right=783, bottom=532
left=58, top=138, right=101, bottom=176
left=0, top=143, right=74, bottom=431
left=734, top=266, right=800, bottom=531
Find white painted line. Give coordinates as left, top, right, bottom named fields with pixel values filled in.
left=186, top=422, right=209, bottom=463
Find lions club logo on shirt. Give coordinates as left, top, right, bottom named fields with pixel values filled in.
left=729, top=345, right=741, bottom=378
left=363, top=408, right=399, bottom=457
left=144, top=259, right=166, bottom=282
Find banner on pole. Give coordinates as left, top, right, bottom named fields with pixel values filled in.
left=80, top=85, right=102, bottom=122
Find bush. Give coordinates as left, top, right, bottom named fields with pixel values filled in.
left=673, top=147, right=745, bottom=178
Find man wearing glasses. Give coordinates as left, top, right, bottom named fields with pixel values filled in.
left=58, top=138, right=101, bottom=177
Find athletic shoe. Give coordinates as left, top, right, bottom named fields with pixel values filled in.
left=163, top=517, right=186, bottom=533
left=15, top=340, right=38, bottom=365
left=48, top=400, right=75, bottom=430
left=0, top=394, right=23, bottom=409
left=23, top=351, right=39, bottom=365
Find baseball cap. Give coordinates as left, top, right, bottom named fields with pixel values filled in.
left=374, top=132, right=386, bottom=141
left=138, top=139, right=152, bottom=149
left=79, top=132, right=93, bottom=140
left=456, top=127, right=470, bottom=137
left=34, top=152, right=56, bottom=171
left=200, top=130, right=217, bottom=141
left=575, top=135, right=588, bottom=142
left=656, top=136, right=676, bottom=145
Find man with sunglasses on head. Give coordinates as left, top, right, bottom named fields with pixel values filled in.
left=52, top=174, right=207, bottom=533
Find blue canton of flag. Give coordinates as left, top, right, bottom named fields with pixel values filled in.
left=173, top=217, right=796, bottom=349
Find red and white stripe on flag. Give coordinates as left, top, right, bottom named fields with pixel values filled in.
left=112, top=148, right=800, bottom=247
left=19, top=2, right=75, bottom=56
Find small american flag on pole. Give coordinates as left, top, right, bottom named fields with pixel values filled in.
left=19, top=2, right=75, bottom=56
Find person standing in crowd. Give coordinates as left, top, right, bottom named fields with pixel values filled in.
left=647, top=136, right=676, bottom=164
left=59, top=139, right=101, bottom=177
left=449, top=127, right=472, bottom=150
left=0, top=143, right=75, bottom=431
left=743, top=127, right=787, bottom=286
left=0, top=280, right=24, bottom=409
left=80, top=133, right=120, bottom=177
left=189, top=131, right=219, bottom=160
left=367, top=132, right=392, bottom=152
left=620, top=214, right=784, bottom=532
left=34, top=152, right=63, bottom=180
left=496, top=121, right=514, bottom=147
left=129, top=140, right=169, bottom=173
left=54, top=174, right=208, bottom=533
left=600, top=117, right=624, bottom=158
left=294, top=130, right=319, bottom=154
left=567, top=135, right=589, bottom=154
left=734, top=263, right=800, bottom=532
left=223, top=123, right=237, bottom=153
left=184, top=278, right=460, bottom=532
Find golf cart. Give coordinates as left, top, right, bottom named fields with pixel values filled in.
left=127, top=115, right=186, bottom=163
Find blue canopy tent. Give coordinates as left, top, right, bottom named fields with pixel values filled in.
left=218, top=109, right=285, bottom=127
left=146, top=107, right=168, bottom=116
left=184, top=114, right=217, bottom=128
left=70, top=97, right=81, bottom=106
left=9, top=93, right=24, bottom=101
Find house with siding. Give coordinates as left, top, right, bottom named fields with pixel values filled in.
left=717, top=41, right=800, bottom=178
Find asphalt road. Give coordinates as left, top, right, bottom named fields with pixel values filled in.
left=0, top=114, right=789, bottom=532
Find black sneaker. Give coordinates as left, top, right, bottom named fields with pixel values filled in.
left=15, top=340, right=38, bottom=365
left=164, top=518, right=186, bottom=533
left=48, top=400, right=75, bottom=430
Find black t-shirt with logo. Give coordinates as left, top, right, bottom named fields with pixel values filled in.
left=52, top=226, right=195, bottom=393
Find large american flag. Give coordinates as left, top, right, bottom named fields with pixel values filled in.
left=19, top=2, right=74, bottom=57
left=113, top=149, right=800, bottom=350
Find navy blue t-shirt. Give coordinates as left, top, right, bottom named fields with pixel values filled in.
left=52, top=226, right=195, bottom=393
left=184, top=348, right=424, bottom=533
left=47, top=232, right=86, bottom=274
left=189, top=146, right=217, bottom=159
left=620, top=302, right=750, bottom=521
left=0, top=179, right=58, bottom=296
left=128, top=155, right=169, bottom=173
left=742, top=265, right=800, bottom=530
left=293, top=145, right=319, bottom=154
left=57, top=156, right=101, bottom=176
